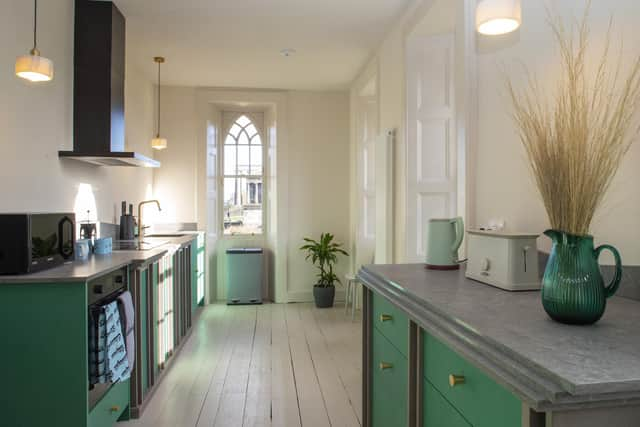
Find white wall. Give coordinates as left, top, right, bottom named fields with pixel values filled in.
left=0, top=0, right=154, bottom=224
left=475, top=0, right=640, bottom=262
left=286, top=91, right=351, bottom=301
left=152, top=86, right=199, bottom=224
left=154, top=87, right=350, bottom=302
left=351, top=0, right=640, bottom=264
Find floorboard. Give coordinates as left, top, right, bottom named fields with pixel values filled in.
left=120, top=302, right=362, bottom=427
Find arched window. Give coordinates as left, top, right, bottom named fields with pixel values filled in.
left=222, top=114, right=264, bottom=235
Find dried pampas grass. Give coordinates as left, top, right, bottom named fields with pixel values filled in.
left=507, top=3, right=640, bottom=236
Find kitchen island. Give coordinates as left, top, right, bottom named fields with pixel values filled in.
left=357, top=264, right=640, bottom=427
left=0, top=232, right=206, bottom=427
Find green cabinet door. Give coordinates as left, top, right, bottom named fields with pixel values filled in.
left=423, top=379, right=471, bottom=427
left=372, top=292, right=409, bottom=357
left=190, top=241, right=198, bottom=314
left=139, top=268, right=148, bottom=395
left=423, top=332, right=521, bottom=427
left=372, top=327, right=408, bottom=427
left=88, top=379, right=130, bottom=427
left=152, top=261, right=161, bottom=377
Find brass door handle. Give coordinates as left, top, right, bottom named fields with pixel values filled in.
left=379, top=314, right=393, bottom=322
left=449, top=374, right=466, bottom=387
left=110, top=405, right=120, bottom=413
left=379, top=362, right=393, bottom=370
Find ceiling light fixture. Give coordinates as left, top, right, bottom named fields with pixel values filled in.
left=280, top=48, right=297, bottom=57
left=15, top=0, right=54, bottom=82
left=151, top=56, right=168, bottom=150
left=476, top=0, right=521, bottom=36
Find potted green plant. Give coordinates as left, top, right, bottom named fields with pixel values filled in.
left=300, top=233, right=349, bottom=308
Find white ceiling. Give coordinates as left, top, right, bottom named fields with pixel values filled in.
left=115, top=0, right=411, bottom=90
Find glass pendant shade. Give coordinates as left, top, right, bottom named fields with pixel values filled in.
left=476, top=0, right=521, bottom=35
left=151, top=137, right=167, bottom=150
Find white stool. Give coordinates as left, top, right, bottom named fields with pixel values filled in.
left=344, top=273, right=360, bottom=321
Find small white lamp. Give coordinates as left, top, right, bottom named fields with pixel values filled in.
left=15, top=0, right=54, bottom=82
left=476, top=0, right=521, bottom=36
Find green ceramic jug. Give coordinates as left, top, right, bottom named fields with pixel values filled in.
left=425, top=217, right=464, bottom=270
left=541, top=230, right=622, bottom=325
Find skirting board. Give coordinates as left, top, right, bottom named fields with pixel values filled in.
left=287, top=288, right=348, bottom=303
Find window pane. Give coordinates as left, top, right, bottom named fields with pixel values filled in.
left=224, top=145, right=236, bottom=175
left=207, top=151, right=216, bottom=178
left=229, top=124, right=242, bottom=137
left=237, top=145, right=250, bottom=175
left=236, top=115, right=251, bottom=127
left=238, top=131, right=250, bottom=145
left=246, top=124, right=258, bottom=137
left=224, top=134, right=235, bottom=145
left=252, top=134, right=262, bottom=146
left=250, top=146, right=262, bottom=175
left=223, top=176, right=263, bottom=235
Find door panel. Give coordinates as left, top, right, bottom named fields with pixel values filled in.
left=406, top=34, right=457, bottom=263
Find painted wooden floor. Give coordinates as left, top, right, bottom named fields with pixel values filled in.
left=120, top=303, right=362, bottom=427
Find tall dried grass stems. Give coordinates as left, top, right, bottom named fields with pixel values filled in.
left=507, top=4, right=640, bottom=236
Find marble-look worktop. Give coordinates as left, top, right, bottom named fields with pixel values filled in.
left=0, top=234, right=199, bottom=284
left=357, top=264, right=640, bottom=411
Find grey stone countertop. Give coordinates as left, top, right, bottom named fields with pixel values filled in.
left=0, top=234, right=201, bottom=284
left=357, top=264, right=640, bottom=411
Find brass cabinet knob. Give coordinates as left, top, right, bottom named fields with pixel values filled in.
left=449, top=374, right=466, bottom=387
left=110, top=406, right=120, bottom=413
left=379, top=362, right=393, bottom=370
left=379, top=314, right=393, bottom=322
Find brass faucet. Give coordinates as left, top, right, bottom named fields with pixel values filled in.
left=138, top=200, right=162, bottom=243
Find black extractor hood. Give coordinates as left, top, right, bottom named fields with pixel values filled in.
left=59, top=0, right=160, bottom=168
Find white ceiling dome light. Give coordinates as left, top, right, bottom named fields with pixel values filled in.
left=476, top=0, right=521, bottom=36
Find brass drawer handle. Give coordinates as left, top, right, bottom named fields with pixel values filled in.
left=449, top=374, right=466, bottom=387
left=379, top=314, right=393, bottom=322
left=379, top=362, right=393, bottom=370
left=110, top=405, right=120, bottom=413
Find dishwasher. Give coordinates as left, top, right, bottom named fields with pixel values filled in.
left=226, top=248, right=263, bottom=304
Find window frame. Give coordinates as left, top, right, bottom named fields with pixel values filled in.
left=220, top=112, right=266, bottom=237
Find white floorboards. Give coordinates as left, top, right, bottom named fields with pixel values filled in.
left=120, top=303, right=362, bottom=427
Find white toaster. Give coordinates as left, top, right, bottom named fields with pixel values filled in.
left=465, top=229, right=540, bottom=291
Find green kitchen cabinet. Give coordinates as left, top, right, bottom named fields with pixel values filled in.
left=423, top=332, right=521, bottom=427
left=364, top=287, right=522, bottom=427
left=0, top=277, right=131, bottom=427
left=372, top=292, right=409, bottom=357
left=371, top=327, right=408, bottom=427
left=88, top=380, right=130, bottom=427
left=195, top=232, right=206, bottom=306
left=423, top=379, right=471, bottom=427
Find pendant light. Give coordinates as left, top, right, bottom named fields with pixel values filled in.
left=15, top=0, right=54, bottom=82
left=476, top=0, right=521, bottom=36
left=151, top=56, right=168, bottom=150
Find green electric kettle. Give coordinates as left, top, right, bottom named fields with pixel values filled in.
left=425, top=217, right=464, bottom=270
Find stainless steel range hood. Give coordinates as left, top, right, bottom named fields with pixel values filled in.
left=58, top=0, right=160, bottom=168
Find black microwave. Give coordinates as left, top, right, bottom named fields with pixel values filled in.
left=0, top=213, right=75, bottom=274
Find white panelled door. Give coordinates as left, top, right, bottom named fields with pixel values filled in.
left=406, top=34, right=457, bottom=263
